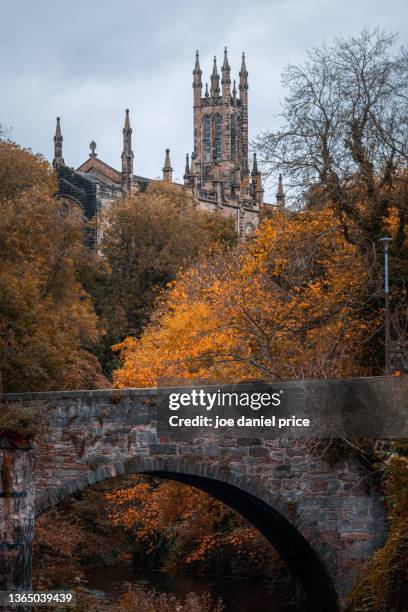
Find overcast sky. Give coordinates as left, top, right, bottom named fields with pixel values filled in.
left=1, top=0, right=407, bottom=198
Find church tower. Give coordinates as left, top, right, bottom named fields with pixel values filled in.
left=185, top=48, right=260, bottom=235
left=53, top=50, right=264, bottom=246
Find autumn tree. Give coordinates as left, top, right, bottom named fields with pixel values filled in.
left=0, top=140, right=56, bottom=203
left=113, top=206, right=373, bottom=387
left=114, top=31, right=408, bottom=386
left=106, top=477, right=286, bottom=580
left=345, top=451, right=408, bottom=612
left=0, top=140, right=106, bottom=392
left=255, top=29, right=408, bottom=369
left=91, top=181, right=236, bottom=375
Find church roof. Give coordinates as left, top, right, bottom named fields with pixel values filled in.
left=76, top=156, right=122, bottom=183
left=75, top=171, right=100, bottom=182
left=133, top=174, right=150, bottom=183
left=76, top=156, right=151, bottom=187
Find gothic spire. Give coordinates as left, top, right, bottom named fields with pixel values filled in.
left=240, top=51, right=247, bottom=74
left=222, top=46, right=229, bottom=69
left=251, top=152, right=260, bottom=176
left=193, top=50, right=202, bottom=89
left=184, top=153, right=191, bottom=186
left=123, top=108, right=132, bottom=147
left=251, top=152, right=263, bottom=206
left=239, top=52, right=249, bottom=176
left=194, top=50, right=201, bottom=73
left=184, top=153, right=190, bottom=177
left=55, top=116, right=62, bottom=139
left=122, top=108, right=134, bottom=187
left=162, top=148, right=173, bottom=182
left=239, top=52, right=248, bottom=93
left=276, top=174, right=285, bottom=207
left=124, top=107, right=130, bottom=130
left=232, top=79, right=237, bottom=103
left=193, top=50, right=203, bottom=116
left=205, top=83, right=209, bottom=98
left=52, top=116, right=64, bottom=171
left=210, top=56, right=220, bottom=97
left=221, top=46, right=231, bottom=103
left=194, top=49, right=201, bottom=73
left=221, top=47, right=230, bottom=80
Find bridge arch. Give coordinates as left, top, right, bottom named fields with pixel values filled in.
left=35, top=456, right=339, bottom=612
left=2, top=386, right=389, bottom=606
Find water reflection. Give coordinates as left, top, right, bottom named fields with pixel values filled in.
left=83, top=563, right=284, bottom=612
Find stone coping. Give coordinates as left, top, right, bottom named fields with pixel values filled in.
left=1, top=387, right=159, bottom=402
left=0, top=375, right=394, bottom=403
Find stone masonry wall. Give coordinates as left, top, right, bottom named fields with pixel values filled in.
left=1, top=388, right=387, bottom=603
left=0, top=435, right=35, bottom=591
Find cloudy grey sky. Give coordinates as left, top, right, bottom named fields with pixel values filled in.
left=1, top=0, right=407, bottom=197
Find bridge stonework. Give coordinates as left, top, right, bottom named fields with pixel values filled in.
left=0, top=388, right=387, bottom=611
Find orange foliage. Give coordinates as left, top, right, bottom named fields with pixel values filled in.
left=106, top=478, right=278, bottom=575
left=0, top=140, right=56, bottom=203
left=114, top=207, right=375, bottom=387
left=0, top=141, right=106, bottom=391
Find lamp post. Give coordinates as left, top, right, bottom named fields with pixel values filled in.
left=379, top=237, right=392, bottom=375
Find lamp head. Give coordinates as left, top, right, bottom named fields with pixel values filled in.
left=379, top=236, right=392, bottom=252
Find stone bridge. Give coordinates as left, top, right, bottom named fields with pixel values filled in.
left=0, top=382, right=399, bottom=612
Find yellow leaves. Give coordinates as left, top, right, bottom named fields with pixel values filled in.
left=98, top=180, right=236, bottom=373
left=0, top=142, right=105, bottom=392
left=0, top=140, right=56, bottom=204
left=382, top=454, right=408, bottom=526
left=113, top=203, right=376, bottom=386
left=345, top=450, right=408, bottom=611
left=105, top=478, right=275, bottom=574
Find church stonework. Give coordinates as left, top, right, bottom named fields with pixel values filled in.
left=53, top=49, right=280, bottom=245
left=184, top=49, right=263, bottom=236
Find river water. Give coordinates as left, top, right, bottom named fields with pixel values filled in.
left=82, top=562, right=285, bottom=611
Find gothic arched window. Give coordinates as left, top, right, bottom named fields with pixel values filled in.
left=215, top=114, right=222, bottom=160
left=202, top=115, right=211, bottom=162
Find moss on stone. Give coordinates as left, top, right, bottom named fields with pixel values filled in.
left=345, top=454, right=408, bottom=612
left=0, top=401, right=42, bottom=440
